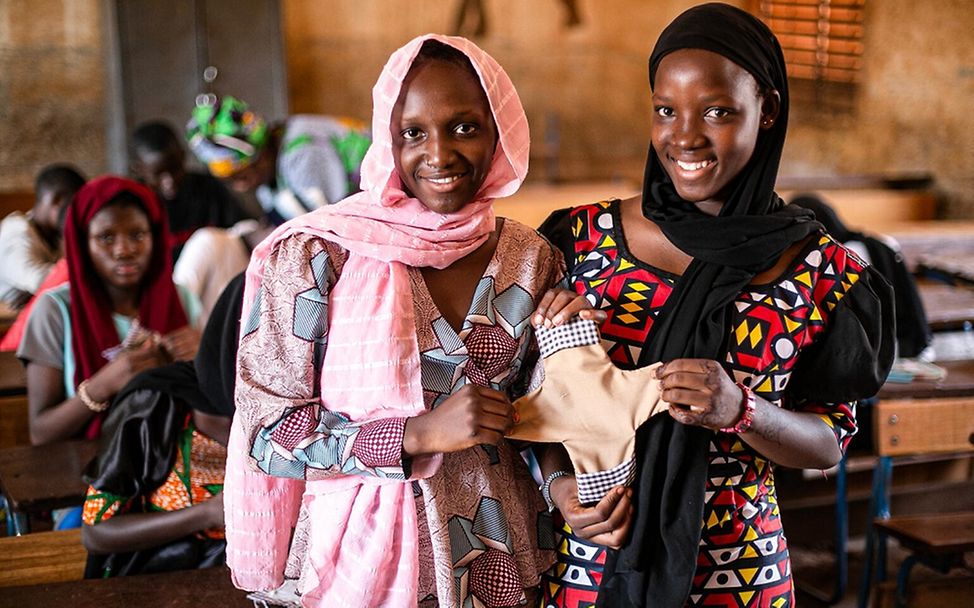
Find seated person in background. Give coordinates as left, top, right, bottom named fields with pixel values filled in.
left=186, top=95, right=371, bottom=224
left=81, top=273, right=243, bottom=578
left=17, top=176, right=201, bottom=445
left=790, top=193, right=932, bottom=359
left=173, top=220, right=264, bottom=328
left=131, top=121, right=252, bottom=258
left=0, top=164, right=85, bottom=310
left=173, top=217, right=278, bottom=328
left=172, top=156, right=322, bottom=326
left=1, top=186, right=78, bottom=352
left=0, top=257, right=68, bottom=352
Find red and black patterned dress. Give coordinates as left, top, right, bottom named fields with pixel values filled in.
left=538, top=200, right=860, bottom=608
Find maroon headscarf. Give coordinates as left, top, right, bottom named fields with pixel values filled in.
left=63, top=176, right=188, bottom=437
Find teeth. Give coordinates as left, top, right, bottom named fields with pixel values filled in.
left=676, top=159, right=713, bottom=172
left=427, top=175, right=461, bottom=184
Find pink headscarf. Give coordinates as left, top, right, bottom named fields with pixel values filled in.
left=226, top=34, right=529, bottom=606
left=243, top=33, right=528, bottom=290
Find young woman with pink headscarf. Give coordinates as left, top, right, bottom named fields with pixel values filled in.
left=224, top=35, right=601, bottom=607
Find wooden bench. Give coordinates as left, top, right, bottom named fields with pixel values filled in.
left=0, top=300, right=17, bottom=342
left=0, top=565, right=253, bottom=606
left=0, top=349, right=30, bottom=450
left=859, top=397, right=974, bottom=608
left=0, top=527, right=86, bottom=587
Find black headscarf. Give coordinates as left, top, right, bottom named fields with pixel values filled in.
left=597, top=4, right=894, bottom=607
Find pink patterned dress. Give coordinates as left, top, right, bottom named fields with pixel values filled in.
left=235, top=219, right=559, bottom=607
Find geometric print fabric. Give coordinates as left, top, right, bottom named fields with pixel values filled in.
left=238, top=221, right=560, bottom=608
left=541, top=201, right=862, bottom=608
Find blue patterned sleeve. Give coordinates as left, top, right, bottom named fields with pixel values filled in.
left=237, top=234, right=411, bottom=480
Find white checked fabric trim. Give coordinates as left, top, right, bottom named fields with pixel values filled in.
left=535, top=316, right=601, bottom=359
left=576, top=458, right=636, bottom=504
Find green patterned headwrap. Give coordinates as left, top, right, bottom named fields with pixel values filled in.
left=186, top=96, right=269, bottom=177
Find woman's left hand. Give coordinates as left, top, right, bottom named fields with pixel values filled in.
left=532, top=288, right=606, bottom=328
left=656, top=358, right=746, bottom=430
left=161, top=325, right=202, bottom=362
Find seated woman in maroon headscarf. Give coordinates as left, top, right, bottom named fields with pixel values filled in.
left=18, top=176, right=202, bottom=445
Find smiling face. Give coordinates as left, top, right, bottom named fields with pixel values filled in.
left=87, top=201, right=154, bottom=293
left=391, top=58, right=498, bottom=214
left=651, top=48, right=779, bottom=213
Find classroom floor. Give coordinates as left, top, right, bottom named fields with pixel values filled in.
left=791, top=536, right=974, bottom=607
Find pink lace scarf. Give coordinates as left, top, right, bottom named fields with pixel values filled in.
left=225, top=33, right=530, bottom=607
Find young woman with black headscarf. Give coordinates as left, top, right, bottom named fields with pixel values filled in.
left=536, top=4, right=894, bottom=607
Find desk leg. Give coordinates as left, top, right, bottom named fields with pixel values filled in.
left=797, top=454, right=849, bottom=604
left=1, top=494, right=28, bottom=536
left=876, top=457, right=893, bottom=584
left=858, top=456, right=893, bottom=608
left=833, top=454, right=849, bottom=602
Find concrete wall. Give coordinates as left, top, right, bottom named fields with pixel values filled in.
left=2, top=0, right=972, bottom=217
left=783, top=0, right=974, bottom=217
left=283, top=0, right=974, bottom=217
left=283, top=0, right=700, bottom=185
left=0, top=0, right=108, bottom=190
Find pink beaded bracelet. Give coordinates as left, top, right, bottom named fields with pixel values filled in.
left=720, top=382, right=755, bottom=434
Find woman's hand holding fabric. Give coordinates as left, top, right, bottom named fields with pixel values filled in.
left=88, top=340, right=169, bottom=402
left=550, top=476, right=634, bottom=550
left=403, top=384, right=515, bottom=455
left=161, top=325, right=202, bottom=362
left=532, top=287, right=606, bottom=328
left=656, top=358, right=744, bottom=431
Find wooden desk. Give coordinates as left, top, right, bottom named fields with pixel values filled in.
left=878, top=359, right=974, bottom=400
left=860, top=397, right=974, bottom=607
left=0, top=350, right=26, bottom=397
left=780, top=188, right=937, bottom=231
left=0, top=566, right=253, bottom=607
left=494, top=180, right=639, bottom=228
left=883, top=220, right=974, bottom=273
left=0, top=528, right=86, bottom=587
left=916, top=282, right=974, bottom=332
left=0, top=439, right=97, bottom=515
left=917, top=256, right=974, bottom=287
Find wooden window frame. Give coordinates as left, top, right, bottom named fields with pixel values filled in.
left=750, top=0, right=866, bottom=112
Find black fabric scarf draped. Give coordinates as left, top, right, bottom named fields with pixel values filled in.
left=83, top=272, right=244, bottom=499
left=81, top=274, right=245, bottom=578
left=598, top=4, right=823, bottom=606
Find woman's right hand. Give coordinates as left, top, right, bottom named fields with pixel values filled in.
left=403, top=384, right=515, bottom=455
left=549, top=476, right=634, bottom=549
left=532, top=288, right=607, bottom=328
left=87, top=340, right=168, bottom=402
